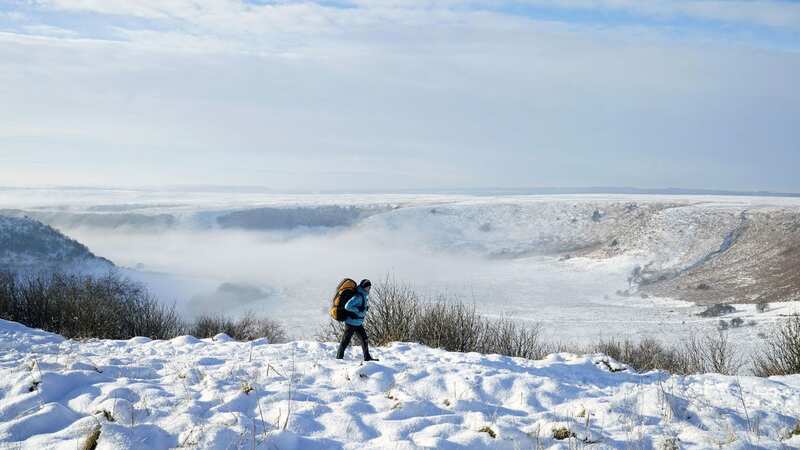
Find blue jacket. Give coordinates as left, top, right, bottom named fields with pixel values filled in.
left=344, top=287, right=369, bottom=326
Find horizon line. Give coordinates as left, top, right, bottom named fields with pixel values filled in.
left=2, top=185, right=800, bottom=198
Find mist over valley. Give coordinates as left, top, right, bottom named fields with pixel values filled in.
left=3, top=188, right=798, bottom=350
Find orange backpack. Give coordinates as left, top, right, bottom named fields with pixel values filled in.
left=330, top=278, right=358, bottom=321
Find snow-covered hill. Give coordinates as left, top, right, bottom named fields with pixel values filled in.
left=1, top=319, right=798, bottom=449
left=357, top=199, right=800, bottom=304
left=0, top=215, right=113, bottom=273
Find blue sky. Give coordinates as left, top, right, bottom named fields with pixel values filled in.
left=0, top=1, right=798, bottom=192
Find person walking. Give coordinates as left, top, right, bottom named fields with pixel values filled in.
left=336, top=279, right=377, bottom=361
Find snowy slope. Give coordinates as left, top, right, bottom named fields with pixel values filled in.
left=0, top=215, right=113, bottom=273
left=1, top=319, right=798, bottom=449
left=358, top=199, right=740, bottom=266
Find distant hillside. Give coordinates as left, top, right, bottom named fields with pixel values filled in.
left=0, top=215, right=113, bottom=272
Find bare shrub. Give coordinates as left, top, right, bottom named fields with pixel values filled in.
left=189, top=313, right=287, bottom=343
left=412, top=300, right=544, bottom=358
left=0, top=270, right=287, bottom=343
left=680, top=330, right=742, bottom=375
left=593, top=338, right=685, bottom=373
left=190, top=314, right=237, bottom=338
left=315, top=319, right=344, bottom=343
left=0, top=271, right=17, bottom=319
left=482, top=318, right=545, bottom=359
left=413, top=298, right=487, bottom=353
left=0, top=271, right=182, bottom=339
left=753, top=314, right=800, bottom=376
left=365, top=277, right=420, bottom=345
left=562, top=331, right=741, bottom=375
left=701, top=330, right=742, bottom=375
left=235, top=316, right=287, bottom=343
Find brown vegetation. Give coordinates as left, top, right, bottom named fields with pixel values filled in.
left=0, top=271, right=286, bottom=342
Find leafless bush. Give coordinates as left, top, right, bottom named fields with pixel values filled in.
left=753, top=314, right=800, bottom=376
left=0, top=271, right=287, bottom=343
left=0, top=271, right=16, bottom=319
left=190, top=314, right=237, bottom=338
left=593, top=338, right=685, bottom=373
left=0, top=271, right=182, bottom=339
left=557, top=331, right=741, bottom=375
left=365, top=277, right=420, bottom=344
left=413, top=298, right=487, bottom=353
left=237, top=316, right=287, bottom=343
left=315, top=319, right=344, bottom=342
left=189, top=313, right=287, bottom=343
left=702, top=330, right=742, bottom=374
left=677, top=330, right=742, bottom=375
left=482, top=318, right=546, bottom=359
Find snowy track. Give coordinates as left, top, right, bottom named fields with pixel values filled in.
left=1, top=319, right=799, bottom=449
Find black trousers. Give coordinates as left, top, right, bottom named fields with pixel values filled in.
left=336, top=324, right=371, bottom=359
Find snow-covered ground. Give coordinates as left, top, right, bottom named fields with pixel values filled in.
left=1, top=319, right=798, bottom=449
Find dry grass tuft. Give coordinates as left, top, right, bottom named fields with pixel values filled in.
left=477, top=426, right=496, bottom=438
left=552, top=426, right=575, bottom=440
left=80, top=424, right=101, bottom=450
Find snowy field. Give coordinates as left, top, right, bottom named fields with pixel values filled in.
left=1, top=318, right=799, bottom=449
left=2, top=188, right=800, bottom=348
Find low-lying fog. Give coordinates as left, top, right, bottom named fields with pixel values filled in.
left=67, top=225, right=648, bottom=340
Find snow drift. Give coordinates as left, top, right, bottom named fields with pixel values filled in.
left=1, top=319, right=798, bottom=449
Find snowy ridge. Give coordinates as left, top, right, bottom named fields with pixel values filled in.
left=0, top=215, right=113, bottom=272
left=0, top=205, right=403, bottom=232
left=215, top=205, right=398, bottom=230
left=359, top=200, right=739, bottom=266
left=1, top=319, right=798, bottom=449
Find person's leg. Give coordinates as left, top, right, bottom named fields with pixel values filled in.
left=336, top=325, right=355, bottom=359
left=354, top=326, right=373, bottom=360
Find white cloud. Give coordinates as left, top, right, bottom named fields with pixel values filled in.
left=33, top=0, right=175, bottom=19
left=1, top=1, right=799, bottom=191
left=589, top=0, right=800, bottom=29
left=31, top=0, right=800, bottom=37
left=381, top=1, right=800, bottom=30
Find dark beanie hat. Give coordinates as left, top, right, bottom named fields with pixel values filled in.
left=359, top=279, right=372, bottom=288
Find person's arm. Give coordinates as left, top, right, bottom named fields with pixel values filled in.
left=344, top=293, right=365, bottom=317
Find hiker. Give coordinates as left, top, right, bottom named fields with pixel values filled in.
left=336, top=279, right=377, bottom=361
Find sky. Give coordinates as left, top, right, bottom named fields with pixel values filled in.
left=0, top=0, right=798, bottom=192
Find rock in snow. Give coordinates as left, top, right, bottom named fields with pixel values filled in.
left=0, top=319, right=799, bottom=449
